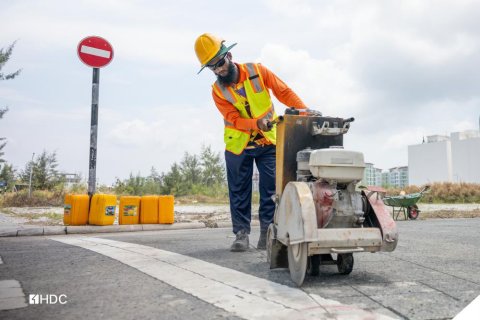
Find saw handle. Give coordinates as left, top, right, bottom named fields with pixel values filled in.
left=266, top=116, right=284, bottom=130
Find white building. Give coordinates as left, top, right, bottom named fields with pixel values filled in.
left=362, top=163, right=406, bottom=188
left=408, top=129, right=480, bottom=185
left=374, top=168, right=382, bottom=186
left=450, top=130, right=480, bottom=183
left=363, top=163, right=376, bottom=186
left=388, top=166, right=409, bottom=189
left=408, top=135, right=452, bottom=185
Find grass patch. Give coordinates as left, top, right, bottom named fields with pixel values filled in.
left=386, top=182, right=480, bottom=203
left=1, top=190, right=64, bottom=207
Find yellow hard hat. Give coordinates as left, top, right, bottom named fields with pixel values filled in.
left=194, top=33, right=237, bottom=74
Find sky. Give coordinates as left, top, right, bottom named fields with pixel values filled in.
left=1, top=0, right=479, bottom=185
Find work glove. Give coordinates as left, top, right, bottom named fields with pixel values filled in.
left=257, top=118, right=272, bottom=132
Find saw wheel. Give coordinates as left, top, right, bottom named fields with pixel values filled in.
left=288, top=242, right=308, bottom=286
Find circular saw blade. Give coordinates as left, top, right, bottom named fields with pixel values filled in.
left=288, top=242, right=308, bottom=286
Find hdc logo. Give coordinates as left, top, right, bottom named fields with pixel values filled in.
left=29, top=294, right=68, bottom=305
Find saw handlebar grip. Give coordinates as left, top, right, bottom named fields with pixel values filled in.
left=266, top=116, right=285, bottom=129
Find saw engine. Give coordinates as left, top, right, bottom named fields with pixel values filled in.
left=267, top=113, right=398, bottom=286
left=297, top=147, right=366, bottom=229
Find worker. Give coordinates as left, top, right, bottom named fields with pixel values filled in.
left=194, top=33, right=307, bottom=252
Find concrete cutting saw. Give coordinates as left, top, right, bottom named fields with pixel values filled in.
left=267, top=110, right=398, bottom=286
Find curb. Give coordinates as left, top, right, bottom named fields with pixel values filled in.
left=0, top=222, right=207, bottom=238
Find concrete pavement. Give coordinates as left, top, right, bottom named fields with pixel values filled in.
left=1, top=219, right=479, bottom=319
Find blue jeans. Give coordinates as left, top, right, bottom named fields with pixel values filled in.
left=225, top=145, right=276, bottom=234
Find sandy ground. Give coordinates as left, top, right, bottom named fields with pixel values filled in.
left=0, top=203, right=479, bottom=226
left=0, top=204, right=252, bottom=227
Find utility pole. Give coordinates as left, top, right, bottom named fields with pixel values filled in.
left=28, top=152, right=35, bottom=198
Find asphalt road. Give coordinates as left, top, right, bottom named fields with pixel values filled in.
left=0, top=218, right=479, bottom=320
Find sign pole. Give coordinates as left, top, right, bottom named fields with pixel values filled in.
left=88, top=67, right=100, bottom=196
left=77, top=35, right=113, bottom=197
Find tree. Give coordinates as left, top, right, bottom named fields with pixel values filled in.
left=20, top=150, right=63, bottom=190
left=0, top=163, right=15, bottom=191
left=113, top=167, right=163, bottom=196
left=111, top=145, right=226, bottom=196
left=144, top=167, right=162, bottom=194
left=0, top=112, right=7, bottom=163
left=180, top=152, right=202, bottom=186
left=200, top=145, right=225, bottom=187
left=127, top=173, right=147, bottom=195
left=162, top=162, right=187, bottom=195
left=1, top=41, right=22, bottom=163
left=0, top=42, right=21, bottom=81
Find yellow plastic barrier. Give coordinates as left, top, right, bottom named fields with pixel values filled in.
left=88, top=194, right=117, bottom=226
left=64, top=194, right=89, bottom=225
left=140, top=195, right=159, bottom=224
left=119, top=196, right=140, bottom=225
left=158, top=195, right=174, bottom=224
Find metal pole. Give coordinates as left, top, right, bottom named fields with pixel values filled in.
left=28, top=152, right=35, bottom=198
left=88, top=68, right=99, bottom=197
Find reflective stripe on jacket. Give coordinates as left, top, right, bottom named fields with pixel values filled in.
left=212, top=63, right=277, bottom=155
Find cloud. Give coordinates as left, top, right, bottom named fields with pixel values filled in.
left=2, top=0, right=480, bottom=183
left=258, top=43, right=366, bottom=118
left=107, top=119, right=154, bottom=147
left=345, top=2, right=480, bottom=107
left=385, top=128, right=426, bottom=149
left=0, top=88, right=43, bottom=106
left=0, top=1, right=198, bottom=66
left=263, top=0, right=312, bottom=17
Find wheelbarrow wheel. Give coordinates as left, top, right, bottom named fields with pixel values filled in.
left=407, top=205, right=420, bottom=220
left=337, top=253, right=354, bottom=275
left=307, top=255, right=321, bottom=276
left=288, top=242, right=308, bottom=286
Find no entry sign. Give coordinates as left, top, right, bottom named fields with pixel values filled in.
left=77, top=36, right=114, bottom=196
left=77, top=36, right=114, bottom=68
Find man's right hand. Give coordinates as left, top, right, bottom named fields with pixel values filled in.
left=257, top=118, right=271, bottom=132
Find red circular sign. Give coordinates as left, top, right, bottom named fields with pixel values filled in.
left=77, top=36, right=114, bottom=68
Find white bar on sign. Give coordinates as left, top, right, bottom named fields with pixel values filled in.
left=80, top=45, right=111, bottom=58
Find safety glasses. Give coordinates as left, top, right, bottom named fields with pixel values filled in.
left=207, top=53, right=228, bottom=70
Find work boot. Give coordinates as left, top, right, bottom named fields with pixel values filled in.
left=257, top=229, right=267, bottom=250
left=230, top=230, right=249, bottom=252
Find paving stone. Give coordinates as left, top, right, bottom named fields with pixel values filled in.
left=17, top=227, right=44, bottom=236
left=0, top=287, right=24, bottom=299
left=43, top=226, right=67, bottom=235
left=0, top=228, right=18, bottom=237
left=0, top=280, right=27, bottom=311
left=0, top=280, right=21, bottom=288
left=0, top=296, right=28, bottom=311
